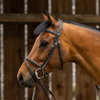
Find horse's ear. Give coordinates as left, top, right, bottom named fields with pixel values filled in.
left=41, top=12, right=48, bottom=21
left=45, top=10, right=58, bottom=26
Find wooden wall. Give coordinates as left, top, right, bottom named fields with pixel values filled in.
left=0, top=0, right=99, bottom=100
left=4, top=0, right=24, bottom=100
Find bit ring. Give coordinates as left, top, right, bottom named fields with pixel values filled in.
left=35, top=68, right=44, bottom=79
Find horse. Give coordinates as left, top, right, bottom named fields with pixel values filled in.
left=17, top=13, right=100, bottom=99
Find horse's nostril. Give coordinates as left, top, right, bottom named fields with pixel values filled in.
left=18, top=74, right=23, bottom=83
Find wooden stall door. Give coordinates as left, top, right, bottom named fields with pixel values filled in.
left=76, top=0, right=96, bottom=100
left=52, top=1, right=72, bottom=100
left=4, top=0, right=24, bottom=100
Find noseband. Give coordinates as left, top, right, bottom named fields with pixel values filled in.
left=24, top=19, right=63, bottom=100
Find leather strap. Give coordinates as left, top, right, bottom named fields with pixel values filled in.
left=43, top=19, right=63, bottom=70
left=25, top=57, right=41, bottom=68
left=45, top=19, right=63, bottom=36
left=24, top=59, right=56, bottom=100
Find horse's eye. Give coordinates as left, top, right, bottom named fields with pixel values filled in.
left=40, top=41, right=48, bottom=47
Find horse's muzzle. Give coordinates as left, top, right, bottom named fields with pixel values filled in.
left=17, top=73, right=35, bottom=88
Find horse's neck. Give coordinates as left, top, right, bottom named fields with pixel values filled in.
left=63, top=23, right=100, bottom=85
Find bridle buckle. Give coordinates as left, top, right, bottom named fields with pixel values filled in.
left=35, top=68, right=45, bottom=79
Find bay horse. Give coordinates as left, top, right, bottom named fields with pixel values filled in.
left=17, top=13, right=100, bottom=99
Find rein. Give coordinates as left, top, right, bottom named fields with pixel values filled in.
left=24, top=19, right=63, bottom=100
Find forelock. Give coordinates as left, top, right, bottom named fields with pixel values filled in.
left=33, top=20, right=50, bottom=34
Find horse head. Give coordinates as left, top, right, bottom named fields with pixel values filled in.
left=17, top=14, right=71, bottom=87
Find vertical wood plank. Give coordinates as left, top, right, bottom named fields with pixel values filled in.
left=28, top=0, right=48, bottom=100
left=28, top=0, right=48, bottom=13
left=4, top=0, right=24, bottom=100
left=76, top=0, right=96, bottom=14
left=52, top=0, right=72, bottom=14
left=52, top=1, right=72, bottom=100
left=76, top=0, right=96, bottom=100
left=99, top=0, right=100, bottom=15
left=52, top=63, right=72, bottom=100
left=76, top=66, right=96, bottom=100
left=0, top=24, right=1, bottom=99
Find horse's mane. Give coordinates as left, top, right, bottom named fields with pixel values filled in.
left=33, top=19, right=100, bottom=35
left=64, top=21, right=100, bottom=32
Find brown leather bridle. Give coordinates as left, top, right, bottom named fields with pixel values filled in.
left=24, top=19, right=63, bottom=100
